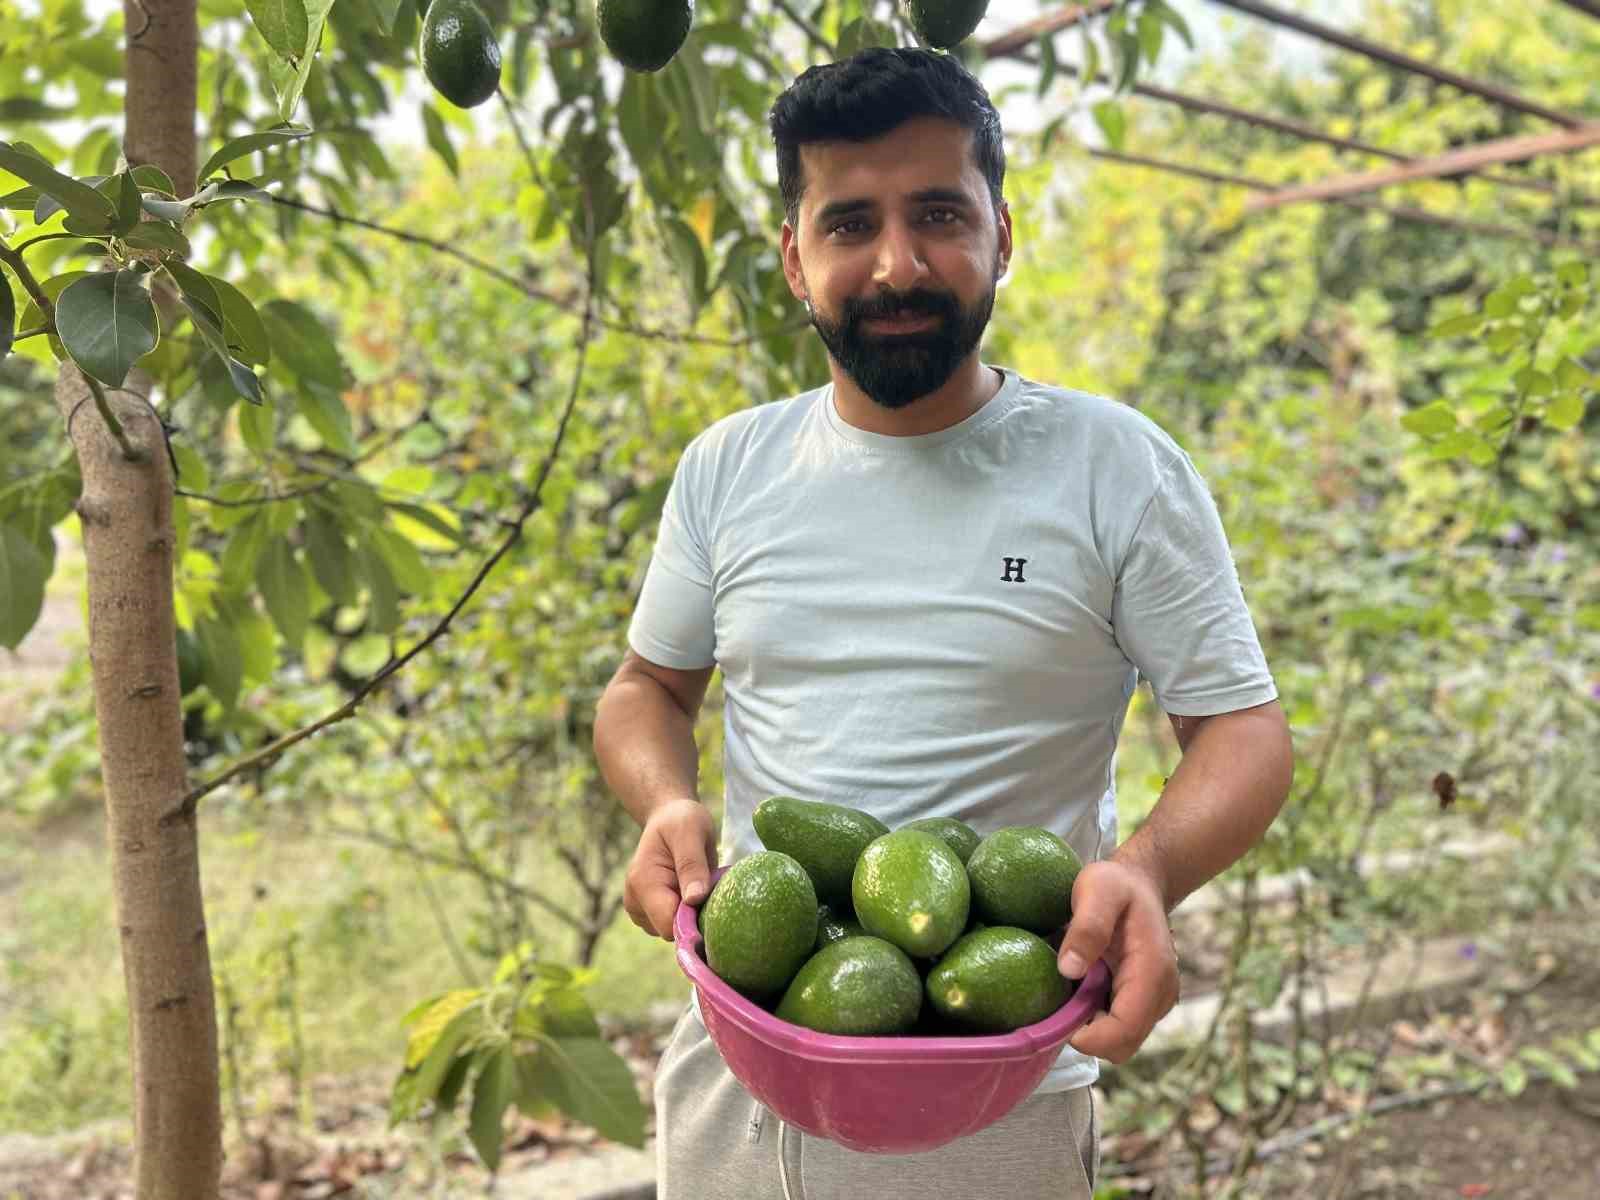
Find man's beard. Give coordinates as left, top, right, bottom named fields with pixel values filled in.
left=809, top=282, right=996, bottom=411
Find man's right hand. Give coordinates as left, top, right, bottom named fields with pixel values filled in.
left=623, top=797, right=719, bottom=940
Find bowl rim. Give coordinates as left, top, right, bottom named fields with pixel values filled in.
left=674, top=864, right=1112, bottom=1065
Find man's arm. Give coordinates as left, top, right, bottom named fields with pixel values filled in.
left=1119, top=699, right=1295, bottom=913
left=593, top=650, right=719, bottom=939
left=1060, top=698, right=1294, bottom=1062
left=594, top=649, right=714, bottom=828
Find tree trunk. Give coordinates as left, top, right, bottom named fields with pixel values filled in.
left=50, top=0, right=221, bottom=1196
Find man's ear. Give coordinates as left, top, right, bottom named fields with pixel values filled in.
left=995, top=200, right=1013, bottom=280
left=780, top=221, right=808, bottom=303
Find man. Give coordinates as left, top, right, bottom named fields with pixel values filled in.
left=593, top=45, right=1294, bottom=1200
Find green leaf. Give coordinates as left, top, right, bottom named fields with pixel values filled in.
left=165, top=259, right=225, bottom=328
left=355, top=538, right=400, bottom=633
left=108, top=170, right=143, bottom=235
left=205, top=274, right=272, bottom=366
left=55, top=270, right=160, bottom=388
left=199, top=126, right=314, bottom=186
left=0, top=521, right=49, bottom=650
left=195, top=612, right=243, bottom=709
left=261, top=298, right=347, bottom=389
left=304, top=508, right=358, bottom=605
left=421, top=104, right=459, bottom=178
left=180, top=293, right=264, bottom=404
left=2, top=265, right=14, bottom=359
left=1399, top=401, right=1459, bottom=437
left=660, top=216, right=709, bottom=314
left=339, top=631, right=391, bottom=676
left=531, top=1036, right=647, bottom=1148
left=369, top=526, right=432, bottom=596
left=388, top=501, right=466, bottom=547
left=294, top=381, right=358, bottom=458
left=258, top=536, right=311, bottom=649
left=1513, top=367, right=1553, bottom=397
left=1136, top=7, right=1164, bottom=65
left=0, top=145, right=117, bottom=230
left=617, top=72, right=658, bottom=170
left=1429, top=312, right=1483, bottom=339
left=1035, top=33, right=1058, bottom=99
left=171, top=442, right=209, bottom=492
left=468, top=1050, right=516, bottom=1173
left=1521, top=1046, right=1580, bottom=1089
left=121, top=221, right=192, bottom=257
left=412, top=1007, right=482, bottom=1106
left=220, top=510, right=270, bottom=586
left=1157, top=0, right=1194, bottom=49
left=244, top=0, right=312, bottom=59
left=1092, top=101, right=1126, bottom=152
left=1545, top=390, right=1586, bottom=431
left=366, top=0, right=404, bottom=36
left=1557, top=262, right=1588, bottom=287
left=1499, top=1060, right=1528, bottom=1096
left=131, top=165, right=176, bottom=196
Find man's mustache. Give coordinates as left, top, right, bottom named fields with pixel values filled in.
left=845, top=291, right=958, bottom=323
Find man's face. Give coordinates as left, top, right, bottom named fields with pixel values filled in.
left=780, top=116, right=1013, bottom=410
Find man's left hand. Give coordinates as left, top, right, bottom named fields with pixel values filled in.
left=1057, top=860, right=1180, bottom=1064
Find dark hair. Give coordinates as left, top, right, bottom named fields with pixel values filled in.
left=768, top=47, right=1006, bottom=229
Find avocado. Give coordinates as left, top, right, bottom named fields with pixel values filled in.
left=175, top=627, right=203, bottom=695
left=775, top=936, right=922, bottom=1036
left=851, top=829, right=969, bottom=959
left=815, top=901, right=869, bottom=950
left=903, top=0, right=989, bottom=49
left=701, top=851, right=818, bottom=999
left=420, top=0, right=502, bottom=110
left=596, top=0, right=694, bottom=73
left=966, top=826, right=1082, bottom=936
left=925, top=926, right=1071, bottom=1033
left=753, top=796, right=889, bottom=906
left=899, top=816, right=981, bottom=865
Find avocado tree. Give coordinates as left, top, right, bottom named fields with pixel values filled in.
left=0, top=0, right=1208, bottom=1193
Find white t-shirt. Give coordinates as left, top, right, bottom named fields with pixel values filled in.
left=629, top=365, right=1278, bottom=1092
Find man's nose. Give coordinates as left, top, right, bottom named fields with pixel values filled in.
left=871, top=220, right=930, bottom=293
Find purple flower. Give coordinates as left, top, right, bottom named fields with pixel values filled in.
left=1459, top=941, right=1478, bottom=960
left=1551, top=546, right=1569, bottom=563
left=1590, top=682, right=1600, bottom=702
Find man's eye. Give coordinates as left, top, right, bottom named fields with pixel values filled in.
left=923, top=208, right=960, bottom=224
left=830, top=219, right=866, bottom=236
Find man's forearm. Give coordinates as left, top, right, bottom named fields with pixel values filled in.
left=593, top=674, right=703, bottom=829
left=1113, top=702, right=1294, bottom=912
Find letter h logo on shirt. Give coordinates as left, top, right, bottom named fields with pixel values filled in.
left=1001, top=556, right=1028, bottom=583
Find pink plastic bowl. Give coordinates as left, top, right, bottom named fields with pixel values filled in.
left=673, top=866, right=1112, bottom=1154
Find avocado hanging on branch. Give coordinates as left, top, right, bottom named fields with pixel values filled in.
left=597, top=0, right=695, bottom=73
left=420, top=0, right=503, bottom=109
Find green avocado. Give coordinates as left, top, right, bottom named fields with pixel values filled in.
left=925, top=926, right=1071, bottom=1033
left=815, top=901, right=869, bottom=950
left=596, top=0, right=694, bottom=73
left=775, top=935, right=922, bottom=1036
left=701, top=851, right=818, bottom=1000
left=899, top=816, right=981, bottom=865
left=965, top=826, right=1082, bottom=936
left=754, top=796, right=890, bottom=906
left=420, top=0, right=502, bottom=110
left=903, top=0, right=989, bottom=49
left=851, top=829, right=969, bottom=959
left=175, top=627, right=203, bottom=695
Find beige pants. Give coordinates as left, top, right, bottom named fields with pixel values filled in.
left=653, top=1006, right=1099, bottom=1200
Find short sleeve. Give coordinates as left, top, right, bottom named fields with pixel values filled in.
left=1110, top=453, right=1278, bottom=716
left=627, top=446, right=717, bottom=670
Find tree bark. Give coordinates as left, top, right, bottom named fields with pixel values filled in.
left=51, top=0, right=220, bottom=1196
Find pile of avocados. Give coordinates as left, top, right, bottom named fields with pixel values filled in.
left=700, top=797, right=1084, bottom=1037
